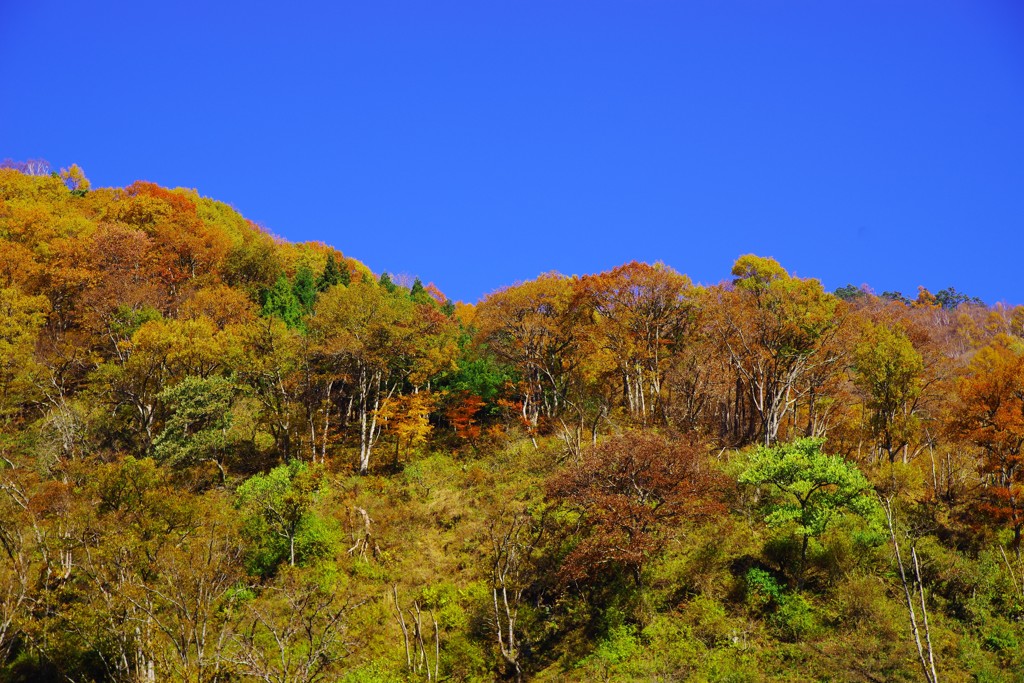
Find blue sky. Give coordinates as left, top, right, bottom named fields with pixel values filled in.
left=2, top=1, right=1023, bottom=304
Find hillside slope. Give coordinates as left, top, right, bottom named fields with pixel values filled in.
left=0, top=164, right=1022, bottom=681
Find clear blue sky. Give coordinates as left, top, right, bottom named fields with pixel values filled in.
left=3, top=1, right=1023, bottom=304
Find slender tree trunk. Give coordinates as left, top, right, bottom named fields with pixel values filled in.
left=880, top=496, right=939, bottom=683
left=392, top=586, right=412, bottom=672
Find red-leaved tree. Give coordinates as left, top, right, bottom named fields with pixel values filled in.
left=547, top=431, right=724, bottom=585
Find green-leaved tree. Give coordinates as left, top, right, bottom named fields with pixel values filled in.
left=262, top=275, right=303, bottom=328
left=153, top=375, right=241, bottom=483
left=292, top=265, right=317, bottom=313
left=739, top=438, right=879, bottom=568
left=317, top=253, right=342, bottom=292
left=236, top=460, right=330, bottom=574
left=852, top=322, right=924, bottom=463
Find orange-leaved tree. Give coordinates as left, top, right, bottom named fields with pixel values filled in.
left=581, top=261, right=697, bottom=425
left=474, top=274, right=590, bottom=444
left=949, top=334, right=1024, bottom=553
left=311, top=280, right=457, bottom=473
left=711, top=255, right=842, bottom=446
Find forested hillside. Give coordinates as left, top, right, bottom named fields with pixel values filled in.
left=2, top=162, right=1024, bottom=681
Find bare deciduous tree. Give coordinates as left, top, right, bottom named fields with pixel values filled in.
left=879, top=494, right=939, bottom=683
left=232, top=570, right=357, bottom=683
left=488, top=507, right=545, bottom=683
left=391, top=585, right=440, bottom=681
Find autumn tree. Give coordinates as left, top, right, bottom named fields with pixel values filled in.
left=435, top=352, right=514, bottom=448
left=582, top=261, right=697, bottom=425
left=0, top=467, right=40, bottom=665
left=16, top=456, right=192, bottom=681
left=444, top=391, right=487, bottom=447
left=548, top=432, right=724, bottom=585
left=310, top=281, right=409, bottom=472
left=222, top=229, right=283, bottom=298
left=474, top=274, right=589, bottom=441
left=487, top=506, right=545, bottom=682
left=949, top=334, right=1024, bottom=553
left=376, top=391, right=435, bottom=466
left=80, top=223, right=165, bottom=342
left=59, top=164, right=90, bottom=195
left=231, top=569, right=357, bottom=683
left=712, top=255, right=843, bottom=445
left=310, top=280, right=456, bottom=473
left=89, top=316, right=232, bottom=454
left=0, top=240, right=40, bottom=290
left=852, top=321, right=925, bottom=463
left=234, top=316, right=303, bottom=459
left=180, top=283, right=257, bottom=329
left=0, top=286, right=48, bottom=428
left=90, top=318, right=174, bottom=452
left=123, top=494, right=244, bottom=681
left=105, top=182, right=230, bottom=295
left=48, top=456, right=249, bottom=682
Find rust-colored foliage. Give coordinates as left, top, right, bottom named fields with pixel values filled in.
left=949, top=335, right=1024, bottom=550
left=710, top=255, right=843, bottom=446
left=580, top=261, right=696, bottom=424
left=547, top=431, right=724, bottom=584
left=444, top=391, right=487, bottom=445
left=474, top=274, right=590, bottom=431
